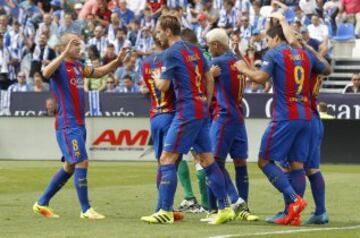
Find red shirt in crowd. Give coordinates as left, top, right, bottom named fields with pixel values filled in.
left=341, top=0, right=360, bottom=14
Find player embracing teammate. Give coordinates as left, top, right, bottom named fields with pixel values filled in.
left=236, top=15, right=331, bottom=225
left=141, top=15, right=235, bottom=225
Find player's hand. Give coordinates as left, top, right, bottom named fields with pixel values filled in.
left=235, top=60, right=249, bottom=74
left=116, top=48, right=128, bottom=64
left=210, top=65, right=221, bottom=77
left=270, top=11, right=285, bottom=22
left=152, top=68, right=161, bottom=81
left=63, top=39, right=79, bottom=57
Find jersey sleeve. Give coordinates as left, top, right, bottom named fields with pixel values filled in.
left=200, top=50, right=210, bottom=73
left=160, top=49, right=175, bottom=81
left=260, top=48, right=276, bottom=76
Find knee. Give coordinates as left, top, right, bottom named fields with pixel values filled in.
left=306, top=168, right=320, bottom=176
left=257, top=158, right=268, bottom=169
left=64, top=162, right=75, bottom=174
left=199, top=153, right=214, bottom=168
left=233, top=159, right=247, bottom=167
left=159, top=152, right=178, bottom=165
left=289, top=161, right=304, bottom=170
left=75, top=160, right=89, bottom=169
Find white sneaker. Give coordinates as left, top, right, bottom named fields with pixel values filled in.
left=80, top=207, right=105, bottom=220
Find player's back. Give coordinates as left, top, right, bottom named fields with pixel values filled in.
left=211, top=52, right=245, bottom=124
left=142, top=52, right=176, bottom=118
left=162, top=40, right=209, bottom=120
left=262, top=43, right=312, bottom=121
left=50, top=60, right=85, bottom=129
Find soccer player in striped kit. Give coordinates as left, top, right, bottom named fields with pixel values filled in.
left=141, top=32, right=186, bottom=221
left=33, top=33, right=126, bottom=219
left=236, top=24, right=330, bottom=225
left=203, top=28, right=258, bottom=222
left=264, top=12, right=331, bottom=224
left=141, top=15, right=234, bottom=225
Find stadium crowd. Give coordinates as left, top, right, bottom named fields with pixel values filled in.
left=0, top=0, right=359, bottom=94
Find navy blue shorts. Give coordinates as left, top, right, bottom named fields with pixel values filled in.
left=56, top=126, right=87, bottom=164
left=210, top=120, right=248, bottom=160
left=150, top=113, right=175, bottom=160
left=259, top=120, right=311, bottom=163
left=163, top=118, right=212, bottom=154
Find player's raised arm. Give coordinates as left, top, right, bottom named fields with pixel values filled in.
left=303, top=42, right=332, bottom=76
left=271, top=12, right=302, bottom=48
left=88, top=48, right=127, bottom=78
left=42, top=38, right=79, bottom=79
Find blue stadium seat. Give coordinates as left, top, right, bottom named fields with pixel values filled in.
left=333, top=23, right=356, bottom=41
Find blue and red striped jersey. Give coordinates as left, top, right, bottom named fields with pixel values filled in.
left=211, top=52, right=245, bottom=124
left=261, top=43, right=326, bottom=121
left=160, top=40, right=210, bottom=120
left=50, top=60, right=92, bottom=129
left=142, top=52, right=176, bottom=118
left=310, top=73, right=321, bottom=116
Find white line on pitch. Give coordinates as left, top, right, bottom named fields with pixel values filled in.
left=209, top=225, right=360, bottom=238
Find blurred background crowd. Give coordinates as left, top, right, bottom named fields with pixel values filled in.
left=0, top=0, right=359, bottom=95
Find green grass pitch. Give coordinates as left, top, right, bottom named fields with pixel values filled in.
left=0, top=161, right=359, bottom=238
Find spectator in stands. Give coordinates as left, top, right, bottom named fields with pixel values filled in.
left=115, top=0, right=135, bottom=26
left=294, top=6, right=311, bottom=26
left=174, top=6, right=192, bottom=30
left=140, top=7, right=156, bottom=30
left=194, top=13, right=211, bottom=47
left=102, top=44, right=118, bottom=65
left=32, top=72, right=49, bottom=92
left=88, top=25, right=108, bottom=58
left=115, top=55, right=140, bottom=85
left=82, top=14, right=97, bottom=42
left=8, top=71, right=31, bottom=92
left=25, top=33, right=56, bottom=78
left=95, top=0, right=112, bottom=27
left=307, top=15, right=329, bottom=43
left=35, top=13, right=58, bottom=45
left=0, top=32, right=12, bottom=90
left=39, top=97, right=56, bottom=117
left=218, top=0, right=237, bottom=32
left=318, top=102, right=335, bottom=119
left=127, top=20, right=141, bottom=46
left=337, top=0, right=360, bottom=38
left=57, top=12, right=82, bottom=36
left=136, top=25, right=154, bottom=56
left=299, top=0, right=319, bottom=16
left=108, top=13, right=123, bottom=43
left=87, top=45, right=101, bottom=64
left=251, top=2, right=266, bottom=32
left=84, top=58, right=107, bottom=92
left=105, top=74, right=119, bottom=93
left=118, top=74, right=140, bottom=93
left=343, top=73, right=360, bottom=93
left=113, top=27, right=131, bottom=54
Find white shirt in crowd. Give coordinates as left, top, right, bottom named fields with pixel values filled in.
left=299, top=0, right=318, bottom=15
left=307, top=23, right=329, bottom=42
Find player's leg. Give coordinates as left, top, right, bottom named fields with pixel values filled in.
left=177, top=158, right=201, bottom=213
left=305, top=118, right=328, bottom=224
left=67, top=126, right=104, bottom=219
left=142, top=118, right=197, bottom=224
left=210, top=121, right=239, bottom=205
left=258, top=121, right=305, bottom=225
left=33, top=129, right=76, bottom=218
left=230, top=124, right=258, bottom=221
left=230, top=123, right=250, bottom=203
left=195, top=119, right=234, bottom=224
left=191, top=150, right=208, bottom=211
